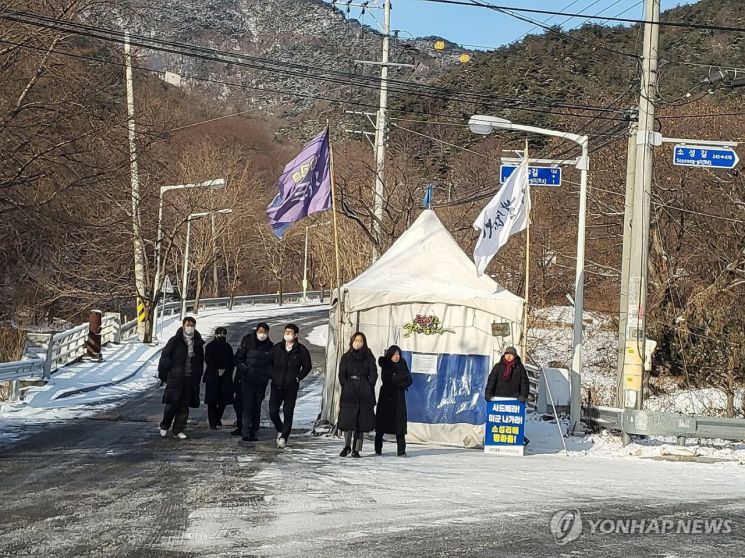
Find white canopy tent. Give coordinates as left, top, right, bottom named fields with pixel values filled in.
left=321, top=210, right=525, bottom=447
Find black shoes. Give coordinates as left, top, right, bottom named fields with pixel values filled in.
left=340, top=447, right=351, bottom=457
left=231, top=428, right=242, bottom=436
left=351, top=451, right=361, bottom=458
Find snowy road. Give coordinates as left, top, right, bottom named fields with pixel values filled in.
left=1, top=308, right=743, bottom=557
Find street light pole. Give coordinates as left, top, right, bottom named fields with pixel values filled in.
left=153, top=178, right=225, bottom=339
left=179, top=208, right=232, bottom=322
left=180, top=217, right=194, bottom=323
left=469, top=115, right=589, bottom=433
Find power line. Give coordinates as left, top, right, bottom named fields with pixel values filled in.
left=465, top=0, right=639, bottom=60
left=417, top=0, right=745, bottom=33
left=1, top=9, right=630, bottom=120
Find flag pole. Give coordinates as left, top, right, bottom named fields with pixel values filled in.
left=521, top=138, right=530, bottom=360
left=328, top=125, right=344, bottom=434
left=328, top=128, right=342, bottom=294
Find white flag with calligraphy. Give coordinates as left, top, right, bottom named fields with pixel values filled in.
left=473, top=159, right=531, bottom=276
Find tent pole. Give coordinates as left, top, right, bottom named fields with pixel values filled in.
left=521, top=139, right=530, bottom=360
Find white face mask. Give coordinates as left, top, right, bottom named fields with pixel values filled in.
left=257, top=332, right=268, bottom=341
left=284, top=334, right=295, bottom=343
left=352, top=341, right=363, bottom=350
left=184, top=326, right=195, bottom=335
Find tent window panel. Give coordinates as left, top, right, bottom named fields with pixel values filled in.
left=402, top=351, right=490, bottom=426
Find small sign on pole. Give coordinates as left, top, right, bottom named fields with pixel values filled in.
left=500, top=165, right=562, bottom=187
left=162, top=275, right=175, bottom=295
left=484, top=397, right=526, bottom=456
left=672, top=146, right=739, bottom=169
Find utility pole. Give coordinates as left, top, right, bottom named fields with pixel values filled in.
left=349, top=1, right=413, bottom=260
left=620, top=0, right=660, bottom=410
left=125, top=32, right=150, bottom=343
left=371, top=0, right=391, bottom=260
left=616, top=122, right=637, bottom=405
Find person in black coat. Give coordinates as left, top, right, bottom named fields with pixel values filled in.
left=485, top=346, right=530, bottom=446
left=484, top=346, right=530, bottom=402
left=157, top=317, right=205, bottom=439
left=234, top=322, right=273, bottom=441
left=203, top=327, right=235, bottom=430
left=375, top=345, right=412, bottom=457
left=268, top=323, right=312, bottom=448
left=338, top=332, right=378, bottom=458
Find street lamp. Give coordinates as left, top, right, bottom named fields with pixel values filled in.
left=303, top=221, right=330, bottom=301
left=152, top=178, right=225, bottom=340
left=180, top=208, right=232, bottom=321
left=468, top=115, right=589, bottom=433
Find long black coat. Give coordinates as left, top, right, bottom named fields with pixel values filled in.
left=269, top=341, right=312, bottom=389
left=234, top=333, right=274, bottom=387
left=203, top=338, right=235, bottom=406
left=338, top=349, right=378, bottom=433
left=157, top=328, right=205, bottom=408
left=485, top=356, right=530, bottom=402
left=375, top=355, right=412, bottom=436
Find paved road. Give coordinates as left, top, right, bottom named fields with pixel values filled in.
left=0, top=310, right=328, bottom=558
left=1, top=307, right=743, bottom=557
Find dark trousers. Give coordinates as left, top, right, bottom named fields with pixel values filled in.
left=269, top=384, right=298, bottom=440
left=375, top=432, right=406, bottom=455
left=233, top=388, right=243, bottom=431
left=344, top=430, right=364, bottom=451
left=242, top=381, right=268, bottom=438
left=207, top=404, right=226, bottom=428
left=161, top=403, right=189, bottom=435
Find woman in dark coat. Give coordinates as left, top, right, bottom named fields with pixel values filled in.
left=484, top=346, right=530, bottom=402
left=338, top=332, right=378, bottom=458
left=375, top=345, right=413, bottom=457
left=157, top=317, right=205, bottom=439
left=203, top=326, right=235, bottom=430
left=485, top=346, right=530, bottom=446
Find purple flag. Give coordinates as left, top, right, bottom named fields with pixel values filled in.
left=266, top=128, right=332, bottom=238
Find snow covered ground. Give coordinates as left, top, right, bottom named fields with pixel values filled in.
left=0, top=303, right=327, bottom=445
left=171, top=427, right=745, bottom=557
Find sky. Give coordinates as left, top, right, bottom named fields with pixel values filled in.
left=324, top=0, right=699, bottom=50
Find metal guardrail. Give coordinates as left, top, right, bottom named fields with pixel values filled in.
left=583, top=404, right=745, bottom=445
left=0, top=291, right=325, bottom=395
left=525, top=364, right=540, bottom=410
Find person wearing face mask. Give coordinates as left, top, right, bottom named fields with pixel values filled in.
left=233, top=322, right=273, bottom=441
left=338, top=332, right=378, bottom=458
left=157, top=317, right=205, bottom=439
left=485, top=346, right=530, bottom=445
left=268, top=323, right=312, bottom=449
left=375, top=345, right=413, bottom=457
left=203, top=327, right=235, bottom=430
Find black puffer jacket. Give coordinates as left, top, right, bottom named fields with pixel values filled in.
left=338, top=348, right=378, bottom=433
left=203, top=337, right=235, bottom=405
left=234, top=332, right=274, bottom=387
left=269, top=341, right=312, bottom=389
left=375, top=349, right=412, bottom=436
left=157, top=328, right=205, bottom=408
left=485, top=355, right=530, bottom=402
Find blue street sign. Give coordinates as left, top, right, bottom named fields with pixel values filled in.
left=500, top=164, right=562, bottom=187
left=673, top=145, right=739, bottom=169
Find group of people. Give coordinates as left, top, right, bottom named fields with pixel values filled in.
left=156, top=316, right=531, bottom=454
left=157, top=317, right=311, bottom=448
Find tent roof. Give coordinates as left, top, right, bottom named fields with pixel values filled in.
left=340, top=210, right=524, bottom=321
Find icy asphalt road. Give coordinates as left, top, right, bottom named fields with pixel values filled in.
left=1, top=308, right=743, bottom=557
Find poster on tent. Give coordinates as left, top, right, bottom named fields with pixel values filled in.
left=484, top=398, right=526, bottom=456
